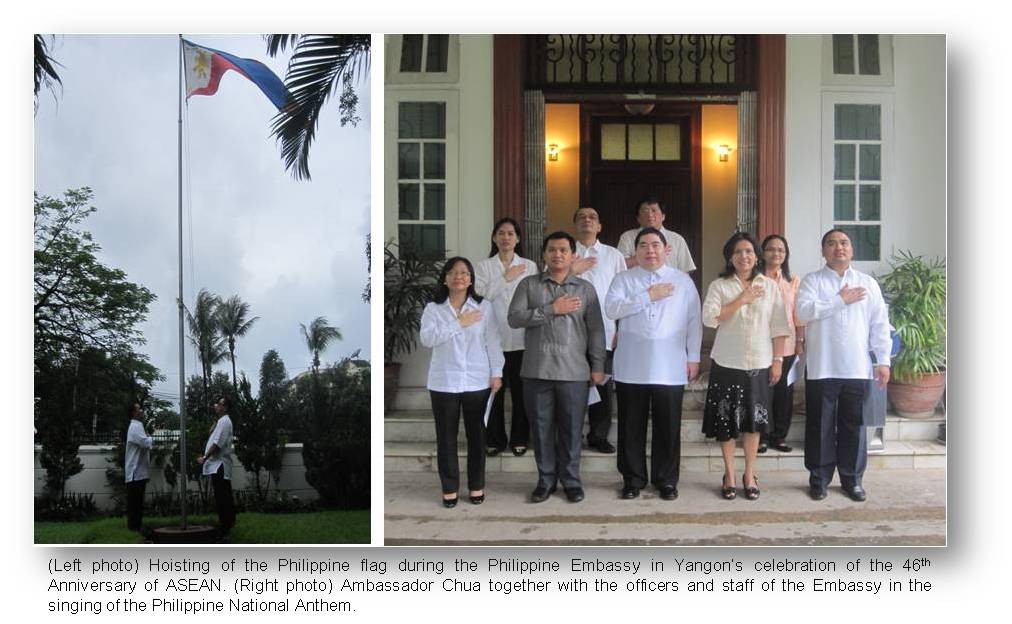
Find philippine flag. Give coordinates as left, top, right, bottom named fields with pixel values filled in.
left=183, top=39, right=291, bottom=110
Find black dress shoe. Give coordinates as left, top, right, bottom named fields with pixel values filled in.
left=809, top=486, right=827, bottom=501
left=564, top=487, right=585, bottom=503
left=659, top=485, right=679, bottom=501
left=530, top=484, right=556, bottom=503
left=620, top=485, right=640, bottom=499
left=757, top=443, right=768, bottom=454
left=442, top=496, right=458, bottom=508
left=771, top=442, right=793, bottom=453
left=511, top=446, right=527, bottom=457
left=486, top=447, right=503, bottom=457
left=589, top=438, right=616, bottom=454
left=843, top=484, right=867, bottom=502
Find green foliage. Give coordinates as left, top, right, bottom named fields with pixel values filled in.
left=234, top=350, right=289, bottom=501
left=292, top=360, right=370, bottom=509
left=216, top=294, right=260, bottom=387
left=384, top=242, right=442, bottom=362
left=34, top=493, right=98, bottom=522
left=300, top=316, right=342, bottom=372
left=879, top=250, right=946, bottom=382
left=34, top=34, right=62, bottom=108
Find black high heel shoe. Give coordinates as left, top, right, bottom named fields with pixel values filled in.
left=721, top=474, right=737, bottom=500
left=743, top=473, right=760, bottom=501
left=469, top=491, right=485, bottom=505
left=442, top=495, right=458, bottom=508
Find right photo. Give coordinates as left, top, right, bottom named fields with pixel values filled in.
left=383, top=34, right=946, bottom=546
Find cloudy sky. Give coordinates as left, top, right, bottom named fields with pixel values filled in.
left=35, top=35, right=372, bottom=405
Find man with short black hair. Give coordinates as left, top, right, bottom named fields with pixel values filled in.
left=508, top=231, right=607, bottom=504
left=616, top=197, right=696, bottom=273
left=571, top=206, right=626, bottom=454
left=124, top=401, right=153, bottom=532
left=798, top=229, right=891, bottom=502
left=197, top=396, right=236, bottom=536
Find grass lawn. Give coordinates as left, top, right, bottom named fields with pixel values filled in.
left=35, top=510, right=370, bottom=544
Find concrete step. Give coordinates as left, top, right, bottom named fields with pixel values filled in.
left=384, top=439, right=945, bottom=473
left=384, top=410, right=945, bottom=444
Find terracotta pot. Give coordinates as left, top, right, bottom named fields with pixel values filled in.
left=384, top=362, right=402, bottom=413
left=887, top=372, right=946, bottom=419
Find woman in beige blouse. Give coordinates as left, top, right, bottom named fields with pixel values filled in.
left=758, top=234, right=806, bottom=455
left=702, top=232, right=791, bottom=500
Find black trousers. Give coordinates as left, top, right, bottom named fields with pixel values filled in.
left=431, top=388, right=490, bottom=493
left=587, top=350, right=614, bottom=444
left=125, top=479, right=147, bottom=531
left=616, top=382, right=684, bottom=489
left=486, top=350, right=529, bottom=450
left=804, top=378, right=868, bottom=489
left=763, top=354, right=797, bottom=445
left=211, top=465, right=236, bottom=534
left=524, top=378, right=587, bottom=489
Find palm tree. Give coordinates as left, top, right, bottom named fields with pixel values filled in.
left=216, top=295, right=260, bottom=388
left=185, top=289, right=227, bottom=409
left=300, top=316, right=342, bottom=373
left=265, top=34, right=371, bottom=180
left=35, top=35, right=62, bottom=110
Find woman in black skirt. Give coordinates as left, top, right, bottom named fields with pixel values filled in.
left=702, top=233, right=791, bottom=500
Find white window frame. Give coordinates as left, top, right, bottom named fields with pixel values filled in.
left=821, top=91, right=893, bottom=271
left=822, top=35, right=894, bottom=87
left=385, top=90, right=460, bottom=258
left=386, top=35, right=460, bottom=85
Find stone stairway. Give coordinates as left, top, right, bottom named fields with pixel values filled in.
left=385, top=385, right=946, bottom=474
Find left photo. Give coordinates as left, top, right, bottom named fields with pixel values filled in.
left=34, top=34, right=372, bottom=544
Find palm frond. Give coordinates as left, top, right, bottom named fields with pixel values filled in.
left=34, top=34, right=63, bottom=106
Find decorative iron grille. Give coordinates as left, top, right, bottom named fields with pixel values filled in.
left=527, top=35, right=757, bottom=93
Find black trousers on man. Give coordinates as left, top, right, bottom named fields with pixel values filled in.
left=763, top=354, right=797, bottom=445
left=587, top=350, right=614, bottom=446
left=804, top=378, right=868, bottom=490
left=616, top=382, right=684, bottom=489
left=211, top=465, right=236, bottom=534
left=430, top=388, right=490, bottom=493
left=524, top=378, right=587, bottom=489
left=125, top=478, right=148, bottom=531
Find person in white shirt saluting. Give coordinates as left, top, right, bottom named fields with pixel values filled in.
left=606, top=227, right=702, bottom=501
left=197, top=396, right=235, bottom=537
left=421, top=257, right=504, bottom=507
left=616, top=196, right=696, bottom=273
left=571, top=206, right=627, bottom=455
left=124, top=401, right=153, bottom=532
left=797, top=229, right=891, bottom=502
left=702, top=232, right=791, bottom=501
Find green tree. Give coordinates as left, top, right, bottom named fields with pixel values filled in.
left=235, top=350, right=288, bottom=501
left=265, top=34, right=371, bottom=180
left=185, top=289, right=226, bottom=413
left=216, top=294, right=260, bottom=388
left=300, top=316, right=342, bottom=373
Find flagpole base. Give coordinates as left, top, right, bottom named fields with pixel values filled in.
left=150, top=525, right=218, bottom=544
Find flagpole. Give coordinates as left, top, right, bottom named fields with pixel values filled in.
left=177, top=34, right=189, bottom=529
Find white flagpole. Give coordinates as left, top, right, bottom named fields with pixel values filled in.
left=177, top=35, right=188, bottom=529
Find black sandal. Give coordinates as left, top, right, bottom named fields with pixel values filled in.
left=743, top=473, right=760, bottom=501
left=721, top=474, right=737, bottom=500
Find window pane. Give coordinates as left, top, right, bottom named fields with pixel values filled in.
left=601, top=124, right=626, bottom=160
left=834, top=185, right=856, bottom=220
left=858, top=35, right=881, bottom=75
left=400, top=35, right=423, bottom=72
left=424, top=143, right=445, bottom=179
left=859, top=144, right=881, bottom=180
left=398, top=143, right=419, bottom=179
left=835, top=104, right=881, bottom=140
left=628, top=124, right=654, bottom=161
left=834, top=144, right=855, bottom=180
left=836, top=224, right=880, bottom=261
left=425, top=35, right=449, bottom=72
left=399, top=102, right=446, bottom=139
left=399, top=224, right=445, bottom=260
left=655, top=124, right=680, bottom=160
left=833, top=35, right=855, bottom=74
left=859, top=185, right=881, bottom=221
left=424, top=184, right=445, bottom=220
left=398, top=183, right=419, bottom=220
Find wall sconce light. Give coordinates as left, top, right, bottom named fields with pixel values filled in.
left=717, top=144, right=732, bottom=162
left=547, top=143, right=560, bottom=162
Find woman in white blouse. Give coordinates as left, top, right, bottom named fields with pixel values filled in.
left=702, top=233, right=791, bottom=501
left=420, top=257, right=504, bottom=508
left=473, top=217, right=538, bottom=457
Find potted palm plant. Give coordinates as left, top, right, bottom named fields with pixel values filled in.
left=383, top=242, right=442, bottom=411
left=879, top=251, right=946, bottom=418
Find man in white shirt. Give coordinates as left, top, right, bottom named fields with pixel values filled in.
left=124, top=401, right=153, bottom=532
left=197, top=396, right=235, bottom=536
left=571, top=206, right=627, bottom=454
left=606, top=228, right=702, bottom=500
left=616, top=196, right=696, bottom=273
left=797, top=229, right=892, bottom=502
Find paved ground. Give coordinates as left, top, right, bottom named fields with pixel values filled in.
left=384, top=469, right=946, bottom=546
